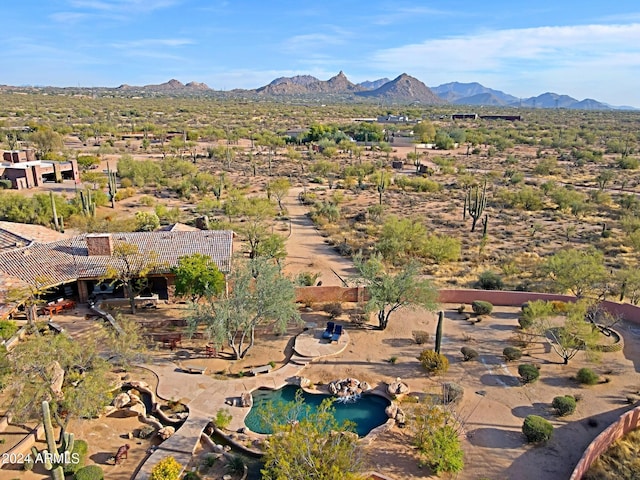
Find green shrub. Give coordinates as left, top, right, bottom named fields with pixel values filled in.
left=476, top=271, right=504, bottom=290
left=0, top=320, right=18, bottom=340
left=182, top=472, right=201, bottom=480
left=214, top=408, right=232, bottom=429
left=518, top=316, right=533, bottom=329
left=577, top=368, right=599, bottom=385
left=552, top=395, right=577, bottom=416
left=224, top=455, right=245, bottom=475
left=323, top=302, right=343, bottom=318
left=442, top=382, right=464, bottom=404
left=63, top=440, right=88, bottom=474
left=149, top=456, right=182, bottom=480
left=460, top=346, right=478, bottom=361
left=503, top=347, right=522, bottom=361
left=74, top=465, right=104, bottom=480
left=0, top=179, right=12, bottom=189
left=418, top=349, right=449, bottom=375
left=518, top=364, right=540, bottom=384
left=412, top=330, right=430, bottom=345
left=522, top=415, right=553, bottom=443
left=471, top=301, right=493, bottom=315
left=295, top=271, right=320, bottom=286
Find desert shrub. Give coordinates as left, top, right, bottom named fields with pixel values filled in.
left=225, top=455, right=246, bottom=475
left=457, top=305, right=466, bottom=314
left=476, top=271, right=504, bottom=290
left=295, top=271, right=320, bottom=286
left=323, top=302, right=343, bottom=319
left=418, top=349, right=449, bottom=375
left=182, top=473, right=201, bottom=480
left=149, top=456, right=182, bottom=480
left=552, top=395, right=577, bottom=416
left=522, top=415, right=553, bottom=443
left=74, top=465, right=104, bottom=480
left=577, top=368, right=600, bottom=385
left=518, top=364, right=540, bottom=384
left=0, top=179, right=12, bottom=189
left=213, top=408, right=232, bottom=429
left=518, top=316, right=533, bottom=329
left=0, top=320, right=18, bottom=340
left=460, top=346, right=479, bottom=361
left=550, top=300, right=569, bottom=313
left=412, top=330, right=430, bottom=345
left=503, top=347, right=522, bottom=361
left=64, top=439, right=88, bottom=474
left=471, top=300, right=493, bottom=315
left=442, top=382, right=464, bottom=404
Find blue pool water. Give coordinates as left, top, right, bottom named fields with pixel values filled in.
left=244, top=384, right=390, bottom=437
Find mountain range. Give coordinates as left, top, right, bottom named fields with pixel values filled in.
left=2, top=73, right=634, bottom=110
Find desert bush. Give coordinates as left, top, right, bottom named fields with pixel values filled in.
left=518, top=316, right=533, bottom=330
left=577, top=368, right=600, bottom=385
left=552, top=395, right=577, bottom=416
left=323, top=302, right=343, bottom=319
left=503, top=347, right=522, bottom=361
left=518, top=364, right=540, bottom=384
left=225, top=455, right=246, bottom=475
left=460, top=346, right=479, bottom=361
left=295, top=271, right=320, bottom=286
left=522, top=415, right=553, bottom=443
left=418, top=349, right=449, bottom=375
left=213, top=408, right=232, bottom=429
left=472, top=300, right=493, bottom=315
left=442, top=382, right=464, bottom=404
left=550, top=300, right=569, bottom=313
left=412, top=330, right=430, bottom=345
left=457, top=305, right=466, bottom=314
left=476, top=271, right=504, bottom=290
left=0, top=320, right=18, bottom=340
left=74, top=465, right=104, bottom=480
left=64, top=440, right=88, bottom=474
left=149, top=456, right=182, bottom=480
left=0, top=179, right=12, bottom=189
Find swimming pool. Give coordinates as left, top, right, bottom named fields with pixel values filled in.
left=244, top=384, right=391, bottom=437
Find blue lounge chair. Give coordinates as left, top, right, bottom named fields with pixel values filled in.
left=331, top=324, right=343, bottom=342
left=322, top=321, right=335, bottom=339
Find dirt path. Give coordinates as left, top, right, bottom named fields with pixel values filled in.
left=282, top=186, right=357, bottom=286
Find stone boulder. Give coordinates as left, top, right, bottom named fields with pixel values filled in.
left=113, top=392, right=131, bottom=409
left=298, top=377, right=312, bottom=388
left=360, top=381, right=371, bottom=392
left=387, top=378, right=410, bottom=396
left=50, top=361, right=65, bottom=399
left=129, top=393, right=143, bottom=406
left=385, top=404, right=398, bottom=419
left=124, top=402, right=146, bottom=417
left=158, top=426, right=175, bottom=440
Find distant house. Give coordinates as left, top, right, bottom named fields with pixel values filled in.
left=0, top=149, right=79, bottom=189
left=452, top=113, right=479, bottom=120
left=479, top=115, right=522, bottom=121
left=0, top=227, right=234, bottom=317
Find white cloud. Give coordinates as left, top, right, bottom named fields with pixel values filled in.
left=50, top=12, right=90, bottom=23
left=110, top=38, right=194, bottom=49
left=68, top=0, right=179, bottom=13
left=371, top=6, right=457, bottom=26
left=282, top=26, right=352, bottom=54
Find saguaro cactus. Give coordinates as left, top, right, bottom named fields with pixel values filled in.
left=41, top=400, right=66, bottom=480
left=107, top=162, right=117, bottom=208
left=466, top=181, right=487, bottom=232
left=435, top=310, right=444, bottom=354
left=79, top=189, right=96, bottom=217
left=50, top=191, right=60, bottom=232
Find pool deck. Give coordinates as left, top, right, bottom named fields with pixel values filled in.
left=134, top=327, right=351, bottom=479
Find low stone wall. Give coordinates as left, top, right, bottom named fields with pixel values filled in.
left=569, top=406, right=640, bottom=479
left=295, top=286, right=365, bottom=304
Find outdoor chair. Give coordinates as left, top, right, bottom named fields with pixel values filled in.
left=331, top=324, right=343, bottom=343
left=322, top=321, right=335, bottom=339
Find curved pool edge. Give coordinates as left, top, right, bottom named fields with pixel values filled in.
left=242, top=382, right=396, bottom=442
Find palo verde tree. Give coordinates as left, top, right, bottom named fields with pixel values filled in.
left=172, top=253, right=226, bottom=302
left=353, top=253, right=438, bottom=330
left=7, top=331, right=113, bottom=437
left=259, top=391, right=365, bottom=480
left=533, top=300, right=601, bottom=364
left=6, top=276, right=54, bottom=331
left=187, top=257, right=301, bottom=359
left=104, top=242, right=164, bottom=314
left=542, top=247, right=608, bottom=298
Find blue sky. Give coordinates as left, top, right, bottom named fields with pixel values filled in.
left=2, top=1, right=640, bottom=106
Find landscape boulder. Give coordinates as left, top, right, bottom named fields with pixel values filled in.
left=387, top=378, right=410, bottom=396
left=157, top=426, right=175, bottom=440
left=113, top=393, right=131, bottom=409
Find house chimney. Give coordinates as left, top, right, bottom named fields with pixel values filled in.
left=86, top=233, right=113, bottom=256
